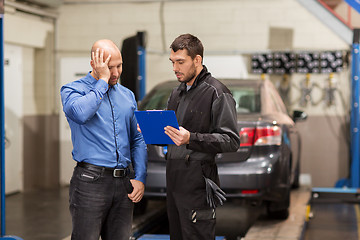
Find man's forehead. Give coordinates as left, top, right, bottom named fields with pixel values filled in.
left=170, top=49, right=190, bottom=60
left=108, top=58, right=122, bottom=65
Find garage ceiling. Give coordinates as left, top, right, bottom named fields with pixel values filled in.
left=19, top=0, right=63, bottom=8
left=63, top=0, right=226, bottom=3
left=20, top=0, right=346, bottom=8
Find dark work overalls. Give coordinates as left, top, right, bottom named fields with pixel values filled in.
left=166, top=66, right=240, bottom=240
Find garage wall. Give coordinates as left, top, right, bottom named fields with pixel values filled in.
left=4, top=44, right=23, bottom=194
left=57, top=0, right=351, bottom=187
left=264, top=72, right=350, bottom=187
left=58, top=0, right=349, bottom=90
left=4, top=7, right=58, bottom=192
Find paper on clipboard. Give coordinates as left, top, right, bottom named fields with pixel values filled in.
left=135, top=110, right=179, bottom=144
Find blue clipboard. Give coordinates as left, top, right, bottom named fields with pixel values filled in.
left=135, top=110, right=179, bottom=144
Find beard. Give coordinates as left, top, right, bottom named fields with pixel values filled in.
left=176, top=63, right=197, bottom=84
left=108, top=77, right=119, bottom=86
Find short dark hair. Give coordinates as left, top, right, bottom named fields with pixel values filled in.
left=170, top=34, right=203, bottom=60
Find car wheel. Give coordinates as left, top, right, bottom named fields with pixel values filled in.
left=267, top=188, right=290, bottom=220
left=292, top=160, right=300, bottom=189
left=267, top=208, right=289, bottom=220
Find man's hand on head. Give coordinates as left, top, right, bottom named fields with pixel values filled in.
left=92, top=48, right=111, bottom=83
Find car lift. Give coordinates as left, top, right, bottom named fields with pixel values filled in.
left=306, top=28, right=360, bottom=233
left=137, top=235, right=225, bottom=240
left=348, top=28, right=360, bottom=190
left=323, top=28, right=360, bottom=191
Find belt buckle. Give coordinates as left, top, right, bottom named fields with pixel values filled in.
left=113, top=168, right=125, bottom=178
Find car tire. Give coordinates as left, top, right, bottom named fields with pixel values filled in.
left=268, top=208, right=289, bottom=220
left=267, top=188, right=290, bottom=220
left=292, top=160, right=300, bottom=189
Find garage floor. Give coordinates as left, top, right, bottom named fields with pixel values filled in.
left=304, top=202, right=359, bottom=240
left=303, top=188, right=360, bottom=240
left=5, top=188, right=71, bottom=240
left=244, top=186, right=310, bottom=240
left=4, top=186, right=360, bottom=240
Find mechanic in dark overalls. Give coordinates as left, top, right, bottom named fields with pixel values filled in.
left=164, top=34, right=240, bottom=240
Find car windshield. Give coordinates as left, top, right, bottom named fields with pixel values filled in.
left=230, top=87, right=260, bottom=113
left=140, top=83, right=261, bottom=114
left=140, top=87, right=171, bottom=110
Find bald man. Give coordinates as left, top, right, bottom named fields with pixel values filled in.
left=61, top=39, right=147, bottom=240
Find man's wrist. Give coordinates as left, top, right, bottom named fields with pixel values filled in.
left=99, top=77, right=109, bottom=83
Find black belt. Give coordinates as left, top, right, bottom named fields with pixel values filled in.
left=77, top=162, right=129, bottom=178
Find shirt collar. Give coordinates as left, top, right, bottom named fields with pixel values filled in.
left=178, top=65, right=209, bottom=93
left=191, top=65, right=208, bottom=89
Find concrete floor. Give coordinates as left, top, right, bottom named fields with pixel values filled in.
left=244, top=187, right=310, bottom=240
left=5, top=186, right=358, bottom=240
left=6, top=188, right=71, bottom=240
left=5, top=187, right=263, bottom=240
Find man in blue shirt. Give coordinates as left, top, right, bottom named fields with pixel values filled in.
left=61, top=39, right=147, bottom=240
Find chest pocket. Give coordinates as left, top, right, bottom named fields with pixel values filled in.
left=184, top=108, right=211, bottom=133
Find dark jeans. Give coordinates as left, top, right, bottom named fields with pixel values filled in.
left=166, top=159, right=218, bottom=240
left=69, top=164, right=134, bottom=240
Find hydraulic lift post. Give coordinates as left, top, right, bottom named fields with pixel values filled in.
left=335, top=28, right=360, bottom=189
left=350, top=29, right=360, bottom=188
left=138, top=45, right=146, bottom=101
left=306, top=30, right=360, bottom=233
left=0, top=5, right=5, bottom=236
left=307, top=28, right=360, bottom=222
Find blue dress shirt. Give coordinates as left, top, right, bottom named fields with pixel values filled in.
left=60, top=72, right=147, bottom=184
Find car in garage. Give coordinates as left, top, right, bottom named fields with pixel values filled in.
left=137, top=78, right=307, bottom=219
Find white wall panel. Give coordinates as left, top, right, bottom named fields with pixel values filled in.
left=4, top=44, right=24, bottom=194
left=59, top=57, right=90, bottom=186
left=4, top=13, right=53, bottom=48
left=203, top=55, right=249, bottom=79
